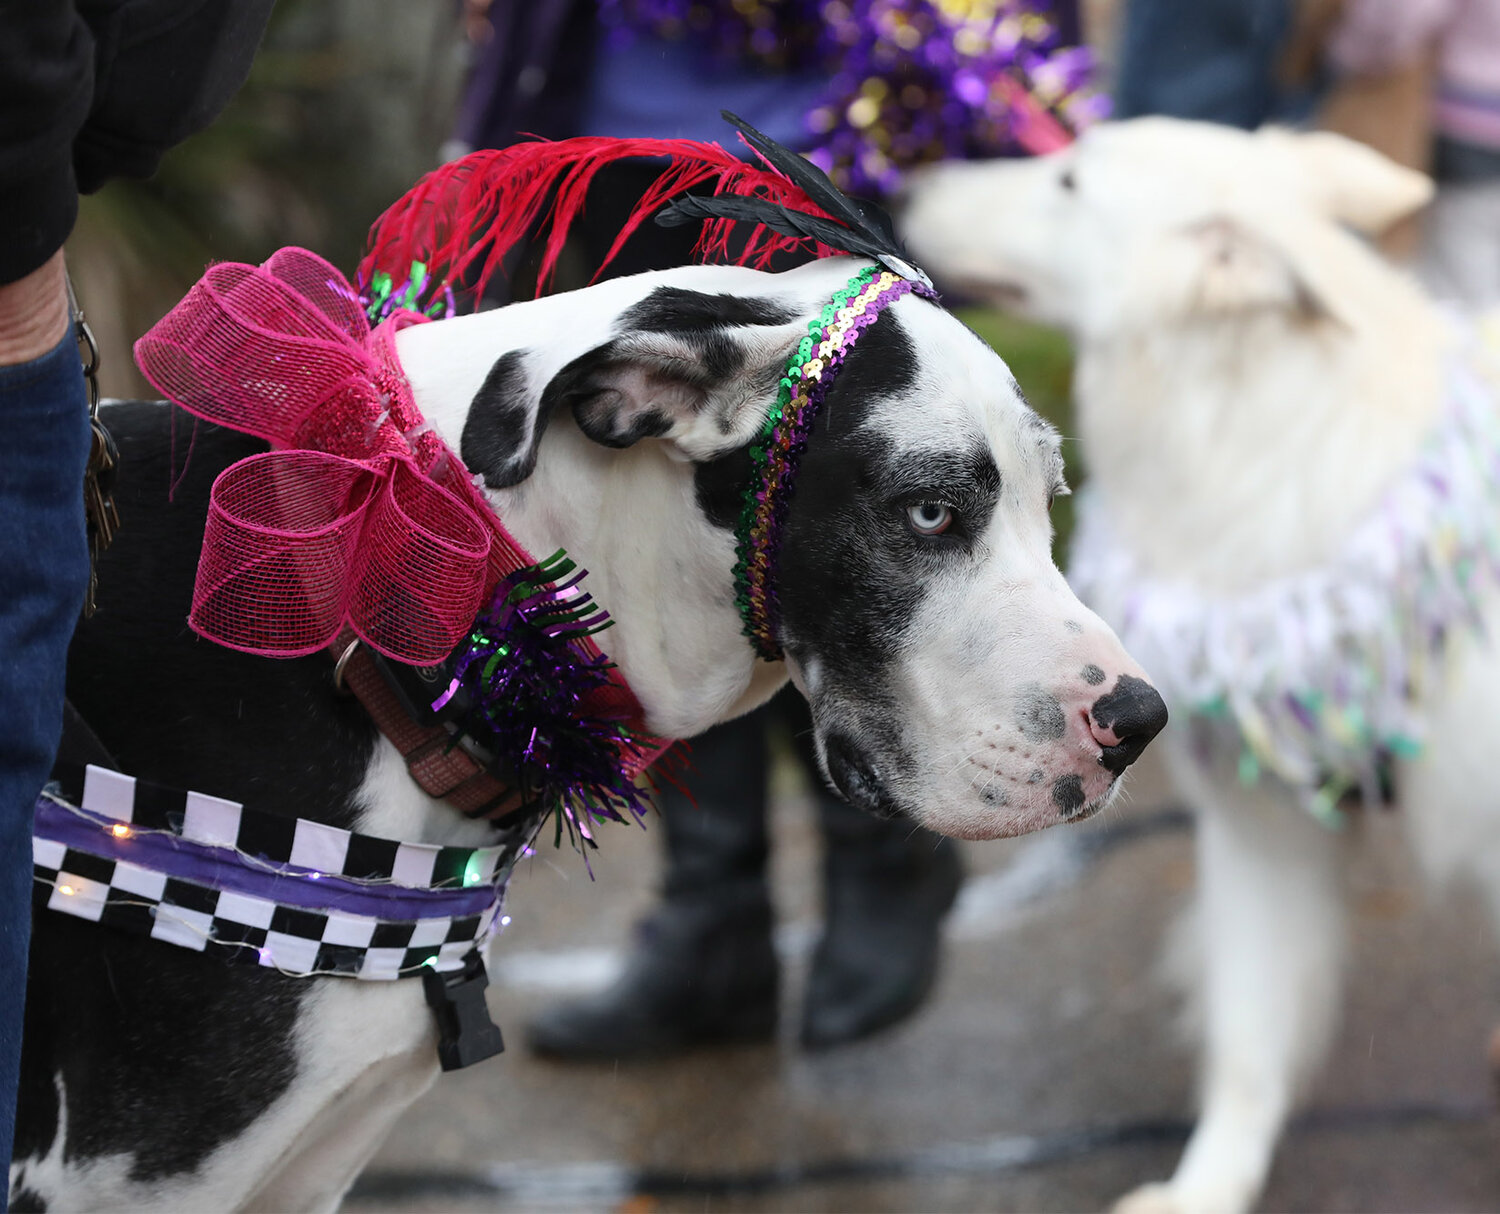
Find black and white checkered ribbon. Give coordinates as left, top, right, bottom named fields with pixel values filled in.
left=34, top=765, right=532, bottom=980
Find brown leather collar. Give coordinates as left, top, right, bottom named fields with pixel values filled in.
left=331, top=633, right=523, bottom=820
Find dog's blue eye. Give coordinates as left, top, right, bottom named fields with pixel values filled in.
left=907, top=502, right=953, bottom=535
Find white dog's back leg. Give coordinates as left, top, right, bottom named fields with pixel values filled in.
left=1119, top=758, right=1348, bottom=1214
left=1399, top=629, right=1500, bottom=982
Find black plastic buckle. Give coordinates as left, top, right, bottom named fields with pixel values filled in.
left=371, top=647, right=464, bottom=727
left=422, top=949, right=505, bottom=1071
left=369, top=647, right=499, bottom=770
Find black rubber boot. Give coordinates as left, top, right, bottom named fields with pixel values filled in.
left=788, top=699, right=963, bottom=1050
left=525, top=710, right=779, bottom=1061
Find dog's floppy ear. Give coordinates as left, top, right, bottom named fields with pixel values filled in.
left=1178, top=216, right=1336, bottom=323
left=462, top=287, right=806, bottom=488
left=1258, top=127, right=1434, bottom=235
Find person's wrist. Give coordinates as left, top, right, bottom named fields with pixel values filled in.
left=0, top=251, right=70, bottom=366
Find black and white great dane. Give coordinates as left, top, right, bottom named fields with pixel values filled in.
left=13, top=255, right=1166, bottom=1212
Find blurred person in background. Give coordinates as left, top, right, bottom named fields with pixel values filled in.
left=449, top=0, right=1105, bottom=1059
left=1327, top=0, right=1500, bottom=309
left=0, top=2, right=270, bottom=1202
left=1112, top=0, right=1325, bottom=128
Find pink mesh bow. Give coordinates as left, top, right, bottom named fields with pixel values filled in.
left=135, top=247, right=523, bottom=665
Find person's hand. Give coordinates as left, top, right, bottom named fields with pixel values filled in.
left=0, top=250, right=70, bottom=366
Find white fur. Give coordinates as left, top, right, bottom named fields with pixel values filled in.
left=903, top=118, right=1500, bottom=1212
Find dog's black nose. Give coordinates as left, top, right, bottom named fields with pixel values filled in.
left=823, top=734, right=896, bottom=818
left=1088, top=675, right=1169, bottom=776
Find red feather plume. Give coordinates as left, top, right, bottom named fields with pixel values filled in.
left=358, top=135, right=845, bottom=303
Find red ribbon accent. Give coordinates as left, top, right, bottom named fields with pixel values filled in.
left=135, top=248, right=528, bottom=665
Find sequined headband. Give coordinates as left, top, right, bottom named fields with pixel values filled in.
left=734, top=265, right=939, bottom=660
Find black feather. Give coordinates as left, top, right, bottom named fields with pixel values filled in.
left=656, top=194, right=886, bottom=258
left=653, top=110, right=935, bottom=290
left=720, top=113, right=894, bottom=243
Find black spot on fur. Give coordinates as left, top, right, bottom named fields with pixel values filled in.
left=694, top=443, right=755, bottom=530
left=616, top=288, right=794, bottom=383
left=1081, top=663, right=1105, bottom=685
left=1016, top=685, right=1066, bottom=742
left=16, top=402, right=382, bottom=1182
left=1052, top=774, right=1086, bottom=817
left=779, top=309, right=920, bottom=677
left=776, top=310, right=928, bottom=804
left=461, top=350, right=538, bottom=488
left=1063, top=619, right=1084, bottom=634
left=10, top=1187, right=45, bottom=1212
left=981, top=784, right=1010, bottom=807
left=620, top=287, right=796, bottom=333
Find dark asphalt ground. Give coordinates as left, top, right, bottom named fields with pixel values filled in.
left=347, top=758, right=1500, bottom=1213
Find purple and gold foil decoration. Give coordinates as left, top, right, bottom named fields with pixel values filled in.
left=807, top=0, right=1106, bottom=194
left=597, top=0, right=823, bottom=70
left=734, top=265, right=937, bottom=659
left=597, top=0, right=1108, bottom=196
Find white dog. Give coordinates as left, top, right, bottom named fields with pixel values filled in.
left=903, top=118, right=1500, bottom=1213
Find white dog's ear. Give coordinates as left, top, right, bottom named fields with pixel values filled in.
left=1179, top=216, right=1336, bottom=321
left=1258, top=127, right=1434, bottom=235
left=460, top=287, right=805, bottom=487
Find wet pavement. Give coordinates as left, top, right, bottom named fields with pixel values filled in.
left=347, top=758, right=1500, bottom=1213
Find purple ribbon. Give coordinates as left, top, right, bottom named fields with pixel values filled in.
left=34, top=796, right=500, bottom=923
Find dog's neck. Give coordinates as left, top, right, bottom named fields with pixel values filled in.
left=1073, top=232, right=1447, bottom=593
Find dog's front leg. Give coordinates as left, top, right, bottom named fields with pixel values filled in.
left=1117, top=759, right=1349, bottom=1214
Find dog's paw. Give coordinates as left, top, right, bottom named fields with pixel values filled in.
left=1111, top=1182, right=1192, bottom=1214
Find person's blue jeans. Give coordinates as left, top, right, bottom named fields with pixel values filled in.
left=0, top=331, right=90, bottom=1207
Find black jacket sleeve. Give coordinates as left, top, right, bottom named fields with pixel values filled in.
left=0, top=0, right=274, bottom=285
left=0, top=2, right=95, bottom=285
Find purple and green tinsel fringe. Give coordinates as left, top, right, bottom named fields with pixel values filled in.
left=433, top=551, right=657, bottom=864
